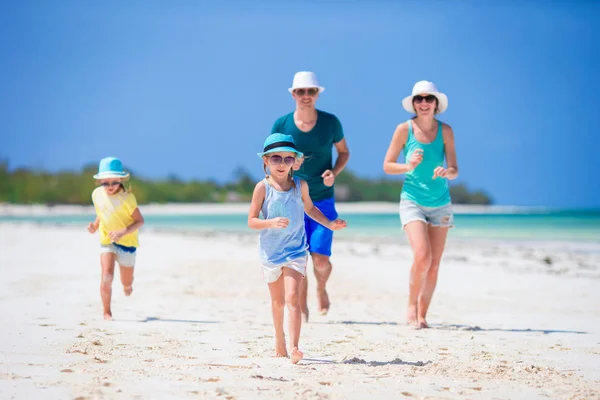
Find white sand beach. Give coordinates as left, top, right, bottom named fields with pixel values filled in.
left=1, top=223, right=599, bottom=400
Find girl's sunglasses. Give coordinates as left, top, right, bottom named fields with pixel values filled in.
left=294, top=88, right=319, bottom=96
left=413, top=94, right=437, bottom=104
left=101, top=181, right=121, bottom=187
left=268, top=155, right=296, bottom=167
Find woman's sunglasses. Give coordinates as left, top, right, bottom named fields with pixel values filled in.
left=413, top=94, right=437, bottom=104
left=101, top=181, right=121, bottom=187
left=294, top=88, right=319, bottom=96
left=268, top=155, right=296, bottom=167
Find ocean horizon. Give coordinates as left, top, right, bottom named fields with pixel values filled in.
left=1, top=205, right=599, bottom=245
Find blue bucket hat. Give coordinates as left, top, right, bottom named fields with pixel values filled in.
left=257, top=133, right=304, bottom=159
left=93, top=157, right=130, bottom=180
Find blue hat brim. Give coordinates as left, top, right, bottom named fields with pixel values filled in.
left=257, top=147, right=304, bottom=159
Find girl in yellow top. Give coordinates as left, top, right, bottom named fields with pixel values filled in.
left=87, top=157, right=145, bottom=320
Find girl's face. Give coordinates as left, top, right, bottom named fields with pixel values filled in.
left=264, top=151, right=296, bottom=179
left=99, top=178, right=123, bottom=195
left=413, top=93, right=438, bottom=117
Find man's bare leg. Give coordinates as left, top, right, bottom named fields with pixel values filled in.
left=311, top=253, right=332, bottom=315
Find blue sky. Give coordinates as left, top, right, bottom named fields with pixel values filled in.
left=1, top=1, right=598, bottom=207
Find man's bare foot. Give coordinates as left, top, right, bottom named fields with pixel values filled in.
left=290, top=347, right=303, bottom=364
left=275, top=335, right=288, bottom=358
left=103, top=311, right=112, bottom=321
left=317, top=288, right=330, bottom=315
left=406, top=305, right=418, bottom=326
left=123, top=285, right=133, bottom=296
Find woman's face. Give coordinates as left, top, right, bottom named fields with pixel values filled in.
left=413, top=93, right=438, bottom=116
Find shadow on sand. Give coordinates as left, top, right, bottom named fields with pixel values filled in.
left=431, top=324, right=587, bottom=335
left=113, top=316, right=221, bottom=324
left=302, top=357, right=432, bottom=367
left=311, top=321, right=587, bottom=334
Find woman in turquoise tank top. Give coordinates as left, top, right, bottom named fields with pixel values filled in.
left=383, top=81, right=459, bottom=329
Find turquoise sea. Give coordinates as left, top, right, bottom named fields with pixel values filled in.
left=1, top=209, right=599, bottom=244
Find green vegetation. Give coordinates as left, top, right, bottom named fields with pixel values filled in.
left=0, top=161, right=492, bottom=205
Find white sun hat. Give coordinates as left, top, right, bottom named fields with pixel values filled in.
left=288, top=71, right=325, bottom=93
left=402, top=80, right=448, bottom=114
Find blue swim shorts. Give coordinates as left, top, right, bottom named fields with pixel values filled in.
left=304, top=197, right=338, bottom=256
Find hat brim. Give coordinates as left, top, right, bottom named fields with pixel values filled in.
left=402, top=92, right=448, bottom=114
left=257, top=147, right=304, bottom=159
left=288, top=86, right=325, bottom=94
left=93, top=172, right=130, bottom=180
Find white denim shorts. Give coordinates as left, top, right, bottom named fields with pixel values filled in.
left=261, top=257, right=307, bottom=284
left=399, top=200, right=455, bottom=229
left=100, top=243, right=136, bottom=267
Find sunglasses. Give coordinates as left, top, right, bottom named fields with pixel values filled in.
left=413, top=94, right=437, bottom=104
left=101, top=181, right=121, bottom=187
left=268, top=155, right=296, bottom=167
left=294, top=88, right=319, bottom=96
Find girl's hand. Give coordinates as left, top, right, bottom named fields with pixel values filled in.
left=432, top=166, right=448, bottom=179
left=270, top=217, right=290, bottom=229
left=328, top=218, right=347, bottom=231
left=87, top=222, right=98, bottom=234
left=408, top=149, right=423, bottom=171
left=109, top=228, right=127, bottom=242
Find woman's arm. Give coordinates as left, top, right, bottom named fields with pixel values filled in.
left=383, top=122, right=420, bottom=174
left=433, top=124, right=459, bottom=180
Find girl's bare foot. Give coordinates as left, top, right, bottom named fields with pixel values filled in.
left=317, top=288, right=330, bottom=315
left=103, top=311, right=113, bottom=321
left=417, top=318, right=429, bottom=329
left=123, top=285, right=133, bottom=296
left=275, top=335, right=288, bottom=358
left=301, top=308, right=309, bottom=323
left=300, top=299, right=309, bottom=322
left=290, top=347, right=303, bottom=364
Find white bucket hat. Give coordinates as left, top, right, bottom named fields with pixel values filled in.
left=402, top=80, right=448, bottom=114
left=288, top=71, right=325, bottom=93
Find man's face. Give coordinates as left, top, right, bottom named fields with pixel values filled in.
left=292, top=87, right=319, bottom=108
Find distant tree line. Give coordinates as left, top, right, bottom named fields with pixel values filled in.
left=0, top=161, right=492, bottom=205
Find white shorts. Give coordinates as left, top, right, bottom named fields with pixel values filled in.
left=261, top=257, right=307, bottom=284
left=100, top=244, right=136, bottom=267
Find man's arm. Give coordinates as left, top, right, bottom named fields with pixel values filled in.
left=332, top=138, right=350, bottom=177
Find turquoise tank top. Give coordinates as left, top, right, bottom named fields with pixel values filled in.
left=259, top=177, right=309, bottom=266
left=401, top=119, right=451, bottom=207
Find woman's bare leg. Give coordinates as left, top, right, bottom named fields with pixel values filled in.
left=417, top=226, right=449, bottom=328
left=403, top=221, right=432, bottom=327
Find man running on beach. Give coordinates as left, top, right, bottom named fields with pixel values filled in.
left=271, top=71, right=350, bottom=321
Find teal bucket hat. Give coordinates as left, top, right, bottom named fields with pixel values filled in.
left=93, top=157, right=130, bottom=180
left=257, top=133, right=304, bottom=158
